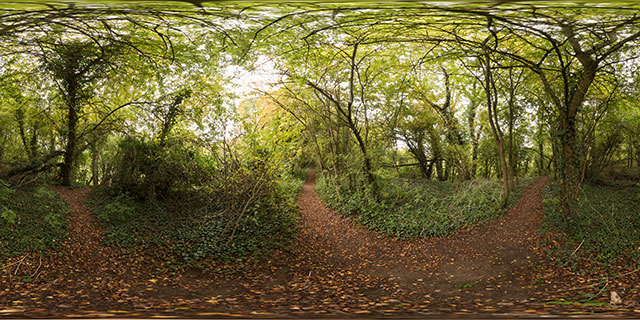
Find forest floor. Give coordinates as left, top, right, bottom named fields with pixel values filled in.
left=1, top=171, right=640, bottom=317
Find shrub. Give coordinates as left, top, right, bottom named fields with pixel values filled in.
left=108, top=137, right=210, bottom=201
left=89, top=138, right=302, bottom=268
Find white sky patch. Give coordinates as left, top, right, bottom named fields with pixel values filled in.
left=225, top=55, right=281, bottom=99
left=218, top=55, right=282, bottom=139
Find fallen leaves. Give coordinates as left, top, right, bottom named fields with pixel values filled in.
left=2, top=178, right=640, bottom=318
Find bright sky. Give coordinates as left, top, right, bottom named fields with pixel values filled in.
left=226, top=55, right=280, bottom=99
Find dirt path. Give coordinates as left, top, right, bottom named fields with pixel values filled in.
left=47, top=187, right=112, bottom=270
left=296, top=170, right=549, bottom=301
left=0, top=187, right=152, bottom=314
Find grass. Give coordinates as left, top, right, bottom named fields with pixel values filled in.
left=87, top=173, right=303, bottom=269
left=547, top=300, right=609, bottom=307
left=316, top=174, right=529, bottom=239
left=0, top=181, right=69, bottom=259
left=542, top=182, right=640, bottom=270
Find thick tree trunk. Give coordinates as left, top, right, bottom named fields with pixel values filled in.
left=497, top=142, right=510, bottom=204
left=537, top=119, right=545, bottom=176
left=426, top=160, right=434, bottom=179
left=471, top=142, right=479, bottom=178
left=29, top=124, right=38, bottom=161
left=350, top=118, right=377, bottom=194
left=508, top=95, right=516, bottom=191
left=406, top=140, right=431, bottom=179
left=415, top=153, right=430, bottom=178
left=444, top=161, right=449, bottom=181
left=556, top=61, right=597, bottom=233
left=435, top=158, right=444, bottom=181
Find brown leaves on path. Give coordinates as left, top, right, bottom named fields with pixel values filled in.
left=296, top=170, right=549, bottom=301
left=0, top=186, right=155, bottom=315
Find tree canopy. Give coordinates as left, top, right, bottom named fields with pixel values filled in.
left=1, top=0, right=639, bottom=232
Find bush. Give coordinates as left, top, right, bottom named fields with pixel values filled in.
left=108, top=137, right=211, bottom=201
left=542, top=182, right=640, bottom=269
left=0, top=181, right=68, bottom=257
left=89, top=138, right=302, bottom=268
left=316, top=174, right=508, bottom=238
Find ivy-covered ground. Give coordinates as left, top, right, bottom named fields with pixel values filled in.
left=0, top=182, right=68, bottom=260
left=542, top=182, right=640, bottom=269
left=86, top=185, right=298, bottom=270
left=537, top=181, right=640, bottom=307
left=316, top=175, right=527, bottom=238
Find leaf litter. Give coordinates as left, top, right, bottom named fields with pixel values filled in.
left=1, top=173, right=639, bottom=317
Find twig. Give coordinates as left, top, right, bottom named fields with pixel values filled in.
left=0, top=254, right=29, bottom=271
left=14, top=253, right=28, bottom=275
left=548, top=281, right=601, bottom=293
left=588, top=281, right=609, bottom=301
left=31, top=253, right=42, bottom=279
left=616, top=267, right=640, bottom=278
left=36, top=276, right=61, bottom=290
left=570, top=239, right=585, bottom=256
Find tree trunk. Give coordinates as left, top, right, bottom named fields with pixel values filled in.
left=62, top=82, right=78, bottom=187
left=426, top=160, right=434, bottom=179
left=508, top=90, right=516, bottom=191
left=435, top=158, right=444, bottom=181
left=556, top=61, right=597, bottom=233
left=537, top=121, right=545, bottom=176
left=29, top=123, right=38, bottom=161
left=349, top=117, right=378, bottom=194
left=91, top=147, right=99, bottom=186
left=471, top=142, right=479, bottom=178
left=61, top=107, right=76, bottom=187
left=406, top=140, right=430, bottom=179
left=15, top=107, right=31, bottom=161
left=482, top=51, right=511, bottom=205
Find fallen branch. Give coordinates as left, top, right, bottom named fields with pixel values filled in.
left=2, top=151, right=63, bottom=179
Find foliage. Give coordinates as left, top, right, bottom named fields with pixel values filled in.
left=542, top=182, right=640, bottom=270
left=89, top=137, right=302, bottom=267
left=0, top=182, right=68, bottom=257
left=316, top=173, right=507, bottom=238
left=0, top=180, right=16, bottom=225
left=108, top=137, right=210, bottom=201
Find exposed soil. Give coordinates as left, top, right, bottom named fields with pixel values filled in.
left=1, top=174, right=639, bottom=317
